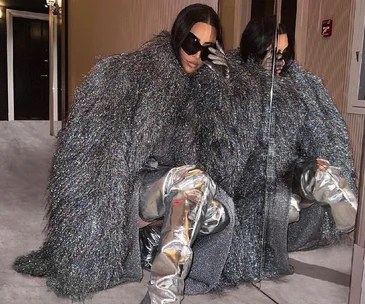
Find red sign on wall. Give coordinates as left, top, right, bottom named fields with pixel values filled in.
left=322, top=19, right=333, bottom=37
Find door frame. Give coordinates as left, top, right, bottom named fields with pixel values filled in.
left=6, top=9, right=48, bottom=121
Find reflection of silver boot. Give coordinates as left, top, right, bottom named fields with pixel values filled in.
left=139, top=165, right=226, bottom=304
left=300, top=159, right=358, bottom=232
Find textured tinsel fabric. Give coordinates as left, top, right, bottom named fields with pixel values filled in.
left=284, top=61, right=356, bottom=193
left=13, top=32, right=240, bottom=301
left=285, top=61, right=357, bottom=251
left=218, top=50, right=356, bottom=287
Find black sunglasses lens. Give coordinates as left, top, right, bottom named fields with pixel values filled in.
left=201, top=45, right=214, bottom=61
left=181, top=32, right=202, bottom=55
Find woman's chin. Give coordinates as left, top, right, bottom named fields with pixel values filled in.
left=183, top=64, right=201, bottom=74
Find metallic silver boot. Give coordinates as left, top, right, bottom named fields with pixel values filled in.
left=299, top=159, right=358, bottom=232
left=288, top=193, right=301, bottom=223
left=139, top=165, right=227, bottom=304
left=140, top=199, right=227, bottom=270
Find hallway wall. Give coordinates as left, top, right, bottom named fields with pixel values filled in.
left=67, top=0, right=218, bottom=105
left=303, top=0, right=364, bottom=175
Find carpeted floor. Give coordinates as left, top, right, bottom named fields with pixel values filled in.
left=0, top=121, right=353, bottom=304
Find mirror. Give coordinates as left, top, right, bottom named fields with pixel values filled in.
left=218, top=0, right=364, bottom=303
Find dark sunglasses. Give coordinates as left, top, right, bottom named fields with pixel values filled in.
left=181, top=32, right=215, bottom=61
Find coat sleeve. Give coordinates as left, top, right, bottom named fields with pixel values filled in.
left=298, top=72, right=357, bottom=194
left=194, top=67, right=250, bottom=197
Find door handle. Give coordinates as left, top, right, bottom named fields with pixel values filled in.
left=40, top=74, right=48, bottom=77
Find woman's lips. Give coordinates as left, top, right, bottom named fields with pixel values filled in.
left=187, top=61, right=199, bottom=68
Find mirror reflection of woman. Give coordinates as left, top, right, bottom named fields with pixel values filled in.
left=13, top=4, right=239, bottom=304
left=220, top=16, right=357, bottom=287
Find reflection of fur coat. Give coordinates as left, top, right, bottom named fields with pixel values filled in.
left=13, top=32, right=241, bottom=300
left=219, top=51, right=356, bottom=286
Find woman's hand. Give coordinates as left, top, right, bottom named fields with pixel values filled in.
left=204, top=41, right=230, bottom=79
left=261, top=50, right=285, bottom=75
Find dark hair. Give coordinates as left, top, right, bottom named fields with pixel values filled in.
left=171, top=4, right=223, bottom=60
left=240, top=16, right=295, bottom=66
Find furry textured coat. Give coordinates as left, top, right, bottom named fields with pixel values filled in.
left=219, top=51, right=356, bottom=286
left=13, top=32, right=244, bottom=301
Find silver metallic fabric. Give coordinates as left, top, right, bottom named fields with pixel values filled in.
left=261, top=50, right=285, bottom=75
left=140, top=225, right=162, bottom=271
left=300, top=159, right=357, bottom=232
left=139, top=166, right=172, bottom=222
left=140, top=198, right=227, bottom=271
left=199, top=200, right=227, bottom=235
left=148, top=168, right=215, bottom=303
left=288, top=194, right=301, bottom=224
left=204, top=41, right=230, bottom=79
left=139, top=166, right=228, bottom=303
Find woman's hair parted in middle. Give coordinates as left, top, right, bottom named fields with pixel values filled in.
left=240, top=16, right=295, bottom=65
left=170, top=3, right=223, bottom=60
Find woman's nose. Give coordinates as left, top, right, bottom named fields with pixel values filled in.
left=193, top=51, right=201, bottom=60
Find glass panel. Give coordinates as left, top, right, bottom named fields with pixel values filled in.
left=247, top=2, right=356, bottom=303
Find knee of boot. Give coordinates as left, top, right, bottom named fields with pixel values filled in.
left=169, top=166, right=216, bottom=194
left=199, top=200, right=229, bottom=235
left=162, top=241, right=193, bottom=265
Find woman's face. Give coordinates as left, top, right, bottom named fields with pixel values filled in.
left=179, top=22, right=217, bottom=74
left=277, top=34, right=289, bottom=53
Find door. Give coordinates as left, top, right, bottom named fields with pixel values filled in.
left=13, top=17, right=49, bottom=120
left=251, top=0, right=297, bottom=39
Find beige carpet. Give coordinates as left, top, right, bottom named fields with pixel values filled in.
left=0, top=121, right=353, bottom=304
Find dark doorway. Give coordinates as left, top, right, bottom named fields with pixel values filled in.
left=281, top=0, right=297, bottom=45
left=251, top=0, right=275, bottom=18
left=13, top=17, right=49, bottom=120
left=251, top=0, right=297, bottom=43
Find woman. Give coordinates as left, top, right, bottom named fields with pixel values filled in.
left=13, top=4, right=241, bottom=304
left=220, top=16, right=357, bottom=286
